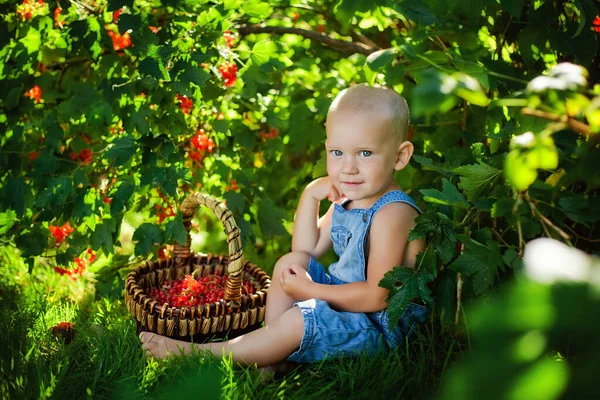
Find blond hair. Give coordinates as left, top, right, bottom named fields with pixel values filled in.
left=327, top=84, right=410, bottom=142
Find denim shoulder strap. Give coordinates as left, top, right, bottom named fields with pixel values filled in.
left=370, top=190, right=422, bottom=215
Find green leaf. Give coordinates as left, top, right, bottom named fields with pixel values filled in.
left=448, top=237, right=503, bottom=295
left=251, top=41, right=277, bottom=66
left=157, top=45, right=177, bottom=62
left=241, top=1, right=273, bottom=17
left=73, top=190, right=94, bottom=221
left=223, top=191, right=245, bottom=214
left=503, top=247, right=521, bottom=270
left=110, top=181, right=135, bottom=215
left=73, top=170, right=88, bottom=189
left=433, top=269, right=457, bottom=326
left=118, top=14, right=142, bottom=34
left=257, top=199, right=288, bottom=238
left=0, top=210, right=17, bottom=235
left=125, top=106, right=151, bottom=135
left=133, top=223, right=162, bottom=256
left=334, top=0, right=383, bottom=25
left=3, top=85, right=23, bottom=109
left=365, top=48, right=397, bottom=71
left=452, top=60, right=490, bottom=91
left=140, top=166, right=188, bottom=197
left=491, top=198, right=515, bottom=218
left=453, top=162, right=501, bottom=202
left=502, top=0, right=524, bottom=18
left=43, top=111, right=65, bottom=153
left=412, top=69, right=458, bottom=116
left=163, top=213, right=187, bottom=246
left=504, top=150, right=537, bottom=191
left=409, top=212, right=458, bottom=264
left=412, top=155, right=455, bottom=178
left=393, top=0, right=437, bottom=25
left=504, top=132, right=558, bottom=191
left=34, top=176, right=73, bottom=209
left=558, top=195, right=600, bottom=224
left=178, top=66, right=211, bottom=87
left=108, top=0, right=133, bottom=10
left=420, top=179, right=469, bottom=208
left=91, top=218, right=116, bottom=254
left=312, top=151, right=327, bottom=179
left=454, top=73, right=490, bottom=106
left=20, top=27, right=41, bottom=54
left=379, top=266, right=434, bottom=330
left=139, top=57, right=170, bottom=81
left=105, top=135, right=136, bottom=167
left=16, top=226, right=47, bottom=258
left=414, top=244, right=438, bottom=277
left=2, top=177, right=29, bottom=217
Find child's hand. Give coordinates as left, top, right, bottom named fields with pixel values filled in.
left=280, top=263, right=315, bottom=301
left=305, top=176, right=342, bottom=202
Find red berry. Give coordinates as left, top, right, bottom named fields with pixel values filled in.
left=223, top=30, right=235, bottom=47
left=49, top=222, right=74, bottom=244
left=25, top=85, right=42, bottom=103
left=113, top=8, right=122, bottom=23
left=190, top=129, right=215, bottom=152
left=218, top=62, right=237, bottom=87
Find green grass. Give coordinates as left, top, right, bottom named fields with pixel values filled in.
left=0, top=247, right=465, bottom=399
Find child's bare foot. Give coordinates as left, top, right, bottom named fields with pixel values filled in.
left=139, top=331, right=189, bottom=359
left=258, top=361, right=297, bottom=383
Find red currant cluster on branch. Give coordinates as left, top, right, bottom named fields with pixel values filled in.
left=219, top=62, right=237, bottom=87
left=25, top=85, right=42, bottom=103
left=155, top=188, right=176, bottom=223
left=176, top=94, right=193, bottom=114
left=188, top=128, right=215, bottom=166
left=16, top=0, right=47, bottom=21
left=54, top=249, right=96, bottom=280
left=49, top=222, right=74, bottom=244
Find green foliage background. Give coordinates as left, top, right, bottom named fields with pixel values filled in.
left=1, top=0, right=600, bottom=397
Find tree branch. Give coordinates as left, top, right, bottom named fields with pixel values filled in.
left=238, top=25, right=377, bottom=55
left=46, top=56, right=94, bottom=71
left=521, top=108, right=592, bottom=137
left=455, top=271, right=463, bottom=326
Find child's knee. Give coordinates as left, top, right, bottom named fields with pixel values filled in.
left=273, top=252, right=310, bottom=278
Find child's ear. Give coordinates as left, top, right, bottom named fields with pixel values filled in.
left=394, top=141, right=414, bottom=171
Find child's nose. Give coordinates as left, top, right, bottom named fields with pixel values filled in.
left=341, top=156, right=358, bottom=174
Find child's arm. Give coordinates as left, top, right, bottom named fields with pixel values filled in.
left=283, top=202, right=423, bottom=313
left=291, top=177, right=340, bottom=259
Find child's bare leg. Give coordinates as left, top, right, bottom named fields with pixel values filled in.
left=264, top=251, right=310, bottom=325
left=140, top=306, right=304, bottom=367
left=256, top=252, right=310, bottom=378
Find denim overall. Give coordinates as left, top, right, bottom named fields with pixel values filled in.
left=287, top=190, right=429, bottom=363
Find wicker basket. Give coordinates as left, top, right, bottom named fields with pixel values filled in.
left=124, top=192, right=271, bottom=342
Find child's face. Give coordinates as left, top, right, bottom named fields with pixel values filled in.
left=326, top=111, right=402, bottom=208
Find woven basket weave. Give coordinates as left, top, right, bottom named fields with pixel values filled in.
left=124, top=192, right=271, bottom=342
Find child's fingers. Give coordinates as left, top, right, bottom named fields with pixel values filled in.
left=328, top=186, right=341, bottom=202
left=288, top=264, right=301, bottom=275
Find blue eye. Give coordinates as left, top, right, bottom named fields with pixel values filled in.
left=331, top=150, right=343, bottom=156
left=360, top=150, right=372, bottom=157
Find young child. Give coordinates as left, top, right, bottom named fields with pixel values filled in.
left=140, top=84, right=428, bottom=369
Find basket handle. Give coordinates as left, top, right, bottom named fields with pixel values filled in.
left=173, top=192, right=244, bottom=308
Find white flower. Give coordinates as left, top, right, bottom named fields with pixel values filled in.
left=511, top=131, right=536, bottom=148
left=524, top=238, right=595, bottom=283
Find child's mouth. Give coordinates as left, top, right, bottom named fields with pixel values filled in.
left=342, top=182, right=362, bottom=187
